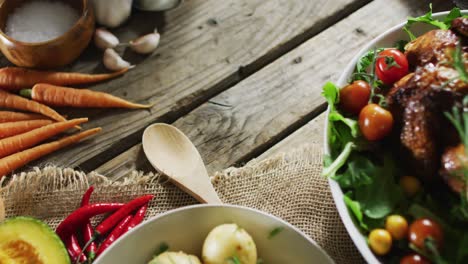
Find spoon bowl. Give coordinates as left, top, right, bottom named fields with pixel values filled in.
left=142, top=123, right=221, bottom=204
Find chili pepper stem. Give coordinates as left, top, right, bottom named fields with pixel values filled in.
left=74, top=234, right=99, bottom=264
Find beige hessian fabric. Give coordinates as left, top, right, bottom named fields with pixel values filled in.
left=0, top=144, right=364, bottom=263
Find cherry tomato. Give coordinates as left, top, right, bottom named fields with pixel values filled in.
left=385, top=215, right=408, bottom=240
left=399, top=176, right=421, bottom=197
left=368, top=229, right=393, bottom=256
left=339, top=80, right=371, bottom=115
left=358, top=104, right=394, bottom=141
left=376, top=49, right=409, bottom=85
left=400, top=254, right=430, bottom=264
left=408, top=218, right=444, bottom=250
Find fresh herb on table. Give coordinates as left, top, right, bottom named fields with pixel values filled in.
left=268, top=227, right=284, bottom=239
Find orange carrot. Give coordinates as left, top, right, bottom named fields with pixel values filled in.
left=0, top=118, right=88, bottom=159
left=0, top=128, right=101, bottom=177
left=0, top=111, right=47, bottom=123
left=21, top=84, right=151, bottom=109
left=0, top=67, right=128, bottom=91
left=0, top=120, right=54, bottom=139
left=0, top=90, right=67, bottom=122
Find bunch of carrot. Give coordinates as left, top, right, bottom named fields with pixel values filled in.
left=0, top=67, right=151, bottom=177
left=56, top=186, right=152, bottom=263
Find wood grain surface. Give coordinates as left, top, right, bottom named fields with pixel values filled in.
left=96, top=0, right=453, bottom=179
left=9, top=0, right=370, bottom=174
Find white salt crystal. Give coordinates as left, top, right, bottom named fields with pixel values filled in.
left=5, top=0, right=80, bottom=43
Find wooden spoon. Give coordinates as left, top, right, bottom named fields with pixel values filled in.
left=142, top=123, right=222, bottom=204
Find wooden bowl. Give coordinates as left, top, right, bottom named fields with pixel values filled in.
left=0, top=0, right=95, bottom=69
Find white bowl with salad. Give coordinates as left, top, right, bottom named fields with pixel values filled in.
left=93, top=204, right=334, bottom=264
left=324, top=6, right=468, bottom=264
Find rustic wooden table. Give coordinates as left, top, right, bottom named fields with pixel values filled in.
left=11, top=0, right=455, bottom=179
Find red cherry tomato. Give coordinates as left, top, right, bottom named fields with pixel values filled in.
left=400, top=254, right=430, bottom=264
left=339, top=80, right=371, bottom=115
left=376, top=49, right=409, bottom=85
left=408, top=218, right=444, bottom=250
left=358, top=104, right=393, bottom=141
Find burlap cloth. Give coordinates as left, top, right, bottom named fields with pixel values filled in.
left=0, top=144, right=363, bottom=263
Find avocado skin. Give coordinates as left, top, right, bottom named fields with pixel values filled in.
left=0, top=216, right=70, bottom=264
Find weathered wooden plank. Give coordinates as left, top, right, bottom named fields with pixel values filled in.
left=97, top=0, right=453, bottom=178
left=18, top=0, right=370, bottom=173
left=255, top=113, right=326, bottom=161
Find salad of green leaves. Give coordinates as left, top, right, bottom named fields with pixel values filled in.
left=323, top=6, right=468, bottom=263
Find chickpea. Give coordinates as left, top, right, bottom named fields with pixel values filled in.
left=368, top=229, right=392, bottom=255
left=385, top=215, right=408, bottom=240
left=399, top=176, right=421, bottom=197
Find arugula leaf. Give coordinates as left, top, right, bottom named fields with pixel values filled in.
left=354, top=155, right=404, bottom=219
left=332, top=155, right=373, bottom=189
left=403, top=5, right=466, bottom=41
left=351, top=48, right=384, bottom=83
left=344, top=193, right=368, bottom=230
left=394, top=40, right=408, bottom=53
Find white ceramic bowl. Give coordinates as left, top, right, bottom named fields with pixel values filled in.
left=324, top=11, right=466, bottom=263
left=94, top=204, right=334, bottom=264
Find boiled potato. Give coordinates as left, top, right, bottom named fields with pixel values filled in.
left=148, top=251, right=202, bottom=264
left=202, top=224, right=257, bottom=264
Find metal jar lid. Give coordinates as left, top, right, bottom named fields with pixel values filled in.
left=133, top=0, right=183, bottom=11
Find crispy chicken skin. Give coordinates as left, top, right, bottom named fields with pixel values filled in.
left=441, top=144, right=467, bottom=194
left=387, top=27, right=467, bottom=186
left=452, top=17, right=468, bottom=38
left=404, top=29, right=458, bottom=67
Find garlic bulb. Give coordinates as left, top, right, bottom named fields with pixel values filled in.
left=129, top=29, right=160, bottom=54
left=94, top=28, right=120, bottom=50
left=91, top=0, right=132, bottom=28
left=103, top=48, right=133, bottom=71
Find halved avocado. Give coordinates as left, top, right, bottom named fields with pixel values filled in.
left=0, top=217, right=70, bottom=264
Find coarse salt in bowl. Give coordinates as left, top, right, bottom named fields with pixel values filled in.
left=0, top=0, right=95, bottom=68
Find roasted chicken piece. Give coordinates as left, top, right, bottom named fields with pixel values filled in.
left=441, top=144, right=467, bottom=194
left=452, top=17, right=468, bottom=38
left=405, top=29, right=458, bottom=67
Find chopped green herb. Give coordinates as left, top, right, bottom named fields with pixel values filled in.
left=154, top=242, right=169, bottom=256
left=227, top=256, right=241, bottom=264
left=256, top=258, right=265, bottom=264
left=268, top=227, right=284, bottom=239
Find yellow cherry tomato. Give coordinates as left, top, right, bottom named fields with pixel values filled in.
left=385, top=215, right=408, bottom=240
left=399, top=176, right=421, bottom=197
left=368, top=229, right=392, bottom=256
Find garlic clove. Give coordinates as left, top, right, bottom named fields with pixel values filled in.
left=103, top=48, right=133, bottom=71
left=129, top=31, right=160, bottom=54
left=94, top=28, right=120, bottom=50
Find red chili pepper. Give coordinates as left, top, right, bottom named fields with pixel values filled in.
left=66, top=235, right=87, bottom=263
left=66, top=186, right=95, bottom=263
left=95, top=195, right=153, bottom=236
left=80, top=186, right=98, bottom=260
left=125, top=204, right=148, bottom=232
left=80, top=186, right=94, bottom=206
left=96, top=215, right=133, bottom=256
left=56, top=203, right=124, bottom=241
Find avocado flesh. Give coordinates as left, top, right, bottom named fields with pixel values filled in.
left=0, top=217, right=70, bottom=264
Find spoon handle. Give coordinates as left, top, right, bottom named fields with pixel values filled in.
left=171, top=177, right=222, bottom=204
